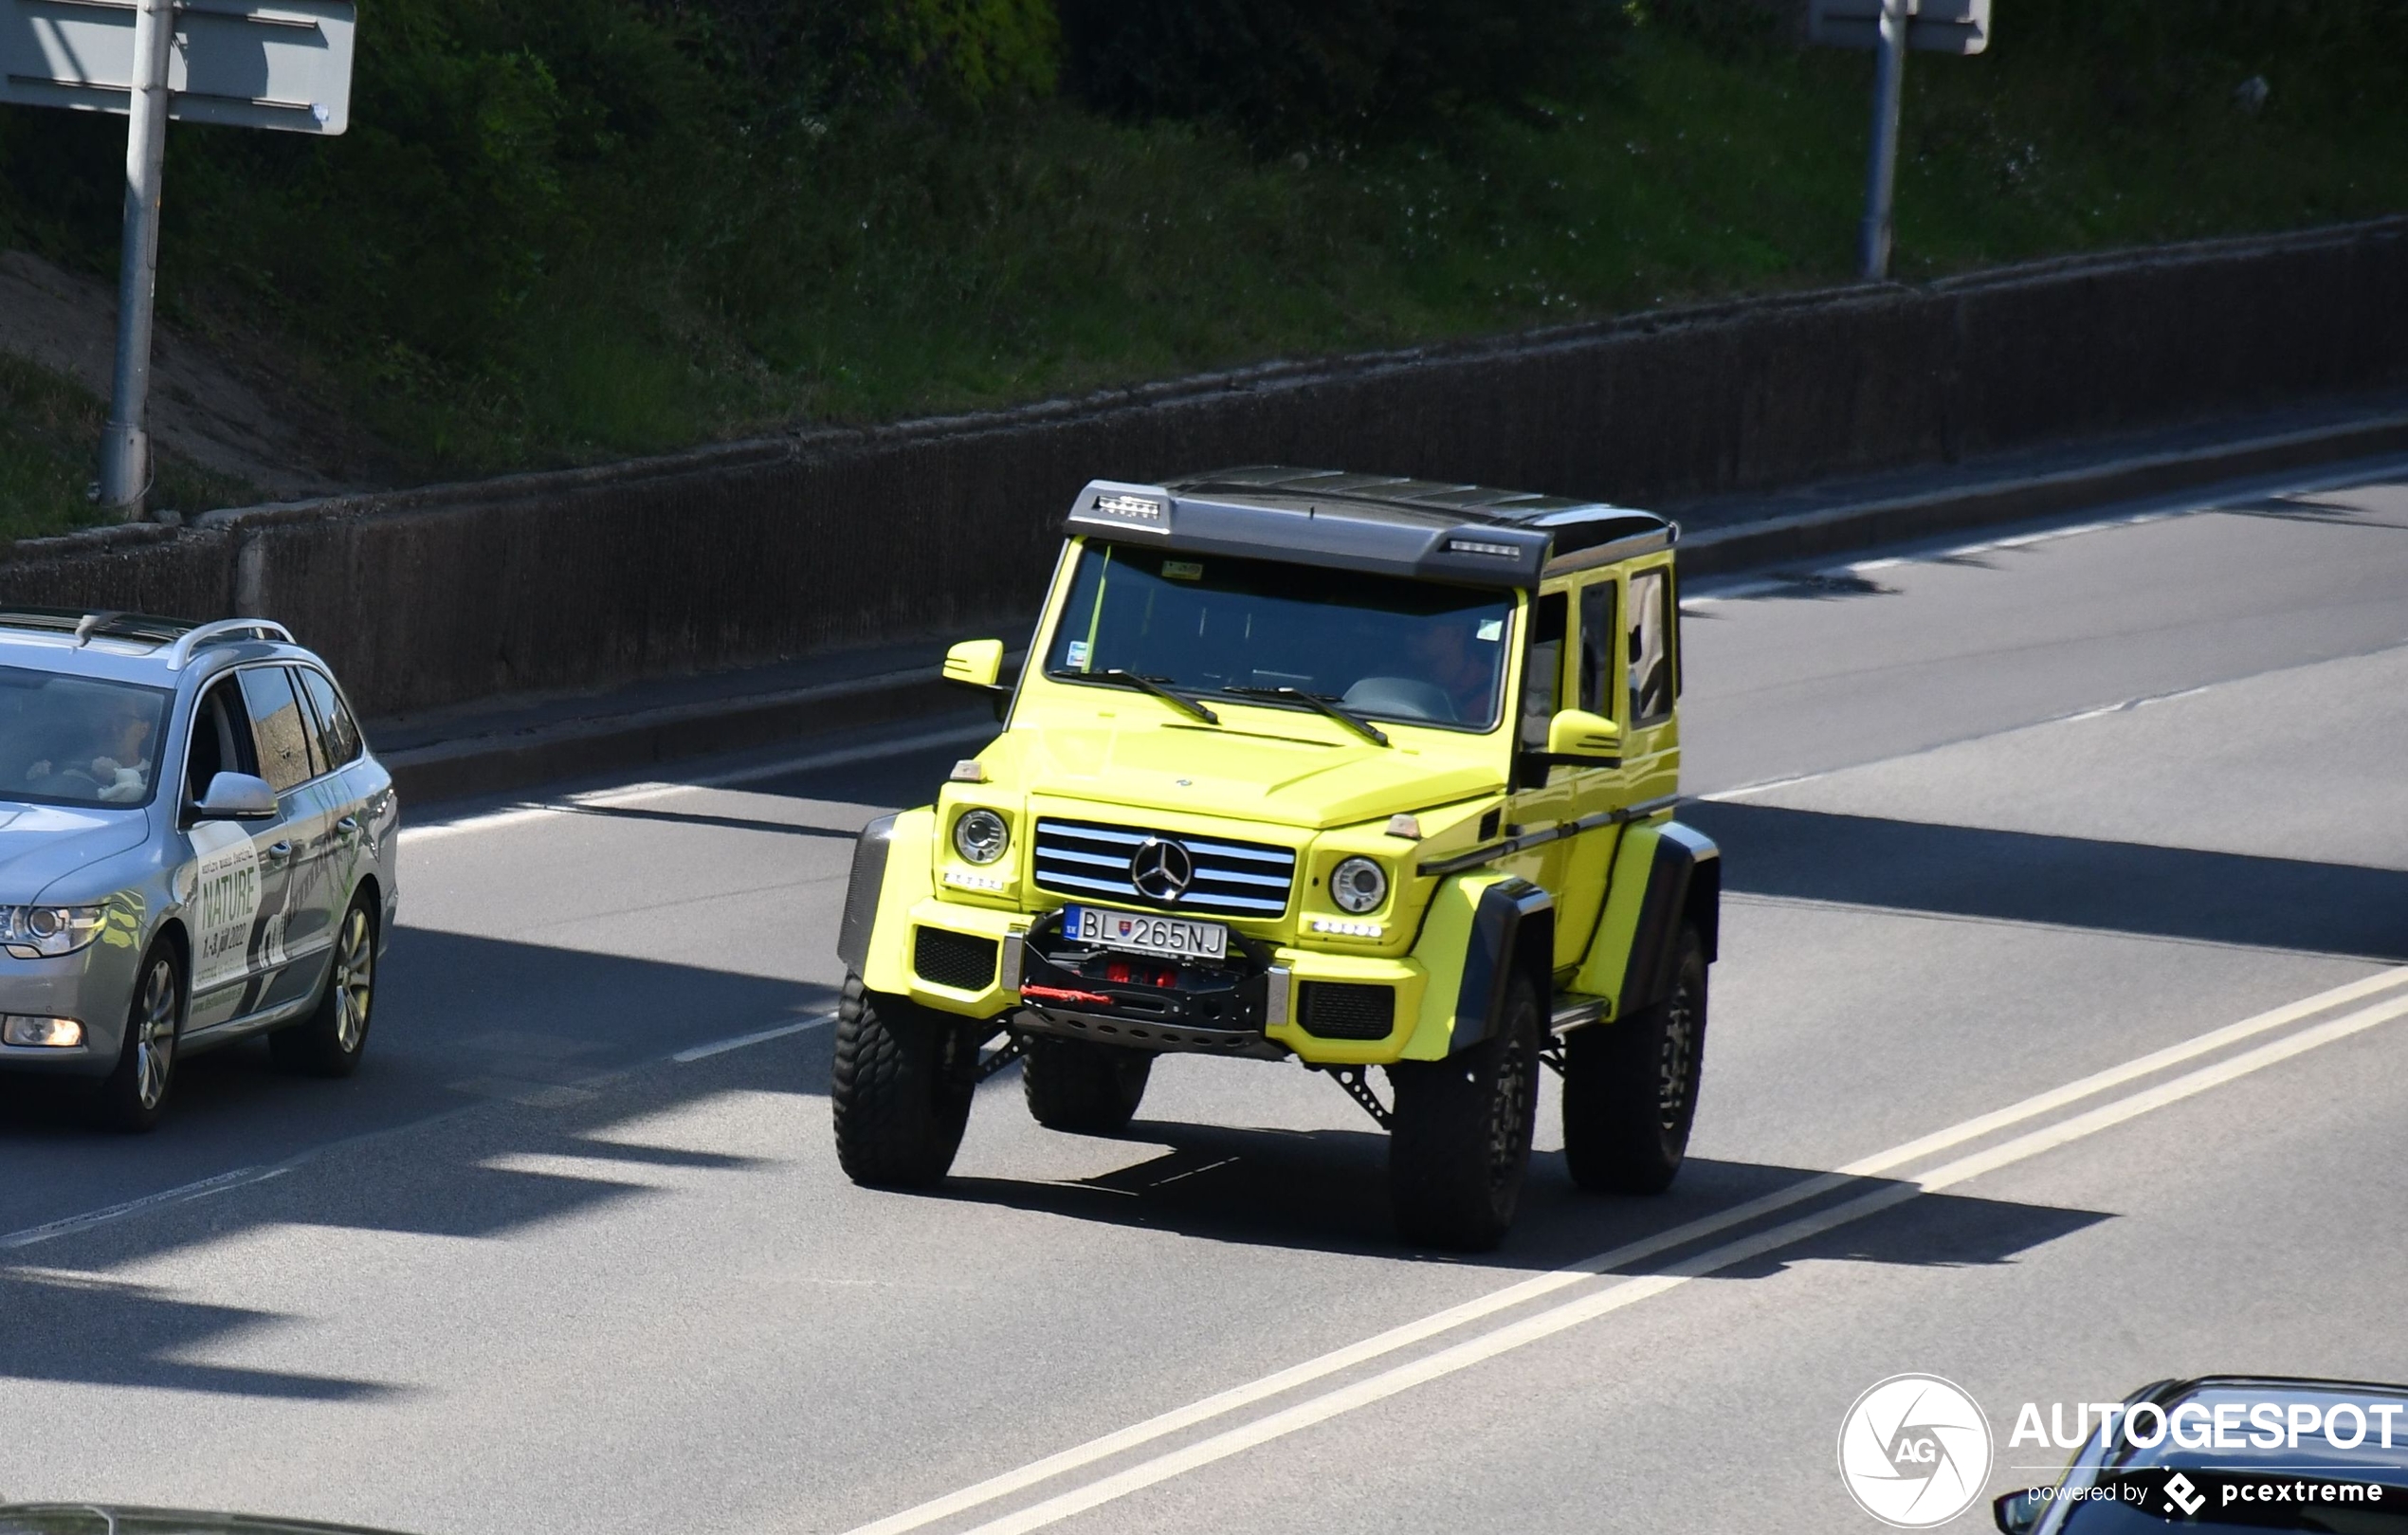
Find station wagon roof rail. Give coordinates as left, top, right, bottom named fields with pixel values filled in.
left=167, top=618, right=297, bottom=669
left=0, top=608, right=195, bottom=647
left=1063, top=466, right=1677, bottom=588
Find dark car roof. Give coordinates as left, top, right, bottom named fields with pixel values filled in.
left=1065, top=467, right=1671, bottom=589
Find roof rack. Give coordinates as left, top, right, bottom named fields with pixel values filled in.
left=166, top=618, right=295, bottom=670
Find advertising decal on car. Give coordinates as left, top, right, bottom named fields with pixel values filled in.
left=188, top=819, right=264, bottom=992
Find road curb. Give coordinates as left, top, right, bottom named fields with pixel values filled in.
left=386, top=417, right=2408, bottom=807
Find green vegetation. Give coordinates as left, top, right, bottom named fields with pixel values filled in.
left=1, top=0, right=2403, bottom=529
left=0, top=357, right=256, bottom=542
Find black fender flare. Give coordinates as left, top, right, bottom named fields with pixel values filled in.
left=1450, top=878, right=1554, bottom=1054
left=835, top=813, right=900, bottom=974
left=1617, top=820, right=1720, bottom=1015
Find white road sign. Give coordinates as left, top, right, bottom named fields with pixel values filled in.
left=1810, top=0, right=1991, bottom=56
left=0, top=0, right=355, bottom=134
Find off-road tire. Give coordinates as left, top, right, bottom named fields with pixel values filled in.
left=1387, top=976, right=1541, bottom=1251
left=831, top=976, right=977, bottom=1187
left=270, top=889, right=377, bottom=1078
left=1022, top=1035, right=1152, bottom=1134
left=1563, top=923, right=1706, bottom=1195
left=92, top=940, right=183, bottom=1133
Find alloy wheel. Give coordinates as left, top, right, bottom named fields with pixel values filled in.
left=135, top=957, right=178, bottom=1110
left=332, top=906, right=374, bottom=1053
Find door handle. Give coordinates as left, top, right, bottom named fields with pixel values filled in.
left=265, top=841, right=294, bottom=867
left=335, top=815, right=361, bottom=841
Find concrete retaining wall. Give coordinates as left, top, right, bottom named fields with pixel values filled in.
left=5, top=218, right=2404, bottom=719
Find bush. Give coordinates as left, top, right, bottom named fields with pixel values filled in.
left=1059, top=0, right=1623, bottom=146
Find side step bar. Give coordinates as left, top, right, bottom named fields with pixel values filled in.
left=1549, top=995, right=1609, bottom=1033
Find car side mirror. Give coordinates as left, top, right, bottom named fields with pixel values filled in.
left=191, top=771, right=279, bottom=822
left=1994, top=1489, right=2048, bottom=1535
left=1545, top=708, right=1622, bottom=763
left=943, top=639, right=1012, bottom=721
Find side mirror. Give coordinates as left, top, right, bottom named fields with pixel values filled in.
left=191, top=771, right=279, bottom=822
left=1545, top=708, right=1622, bottom=763
left=943, top=639, right=1005, bottom=691
left=1994, top=1489, right=2049, bottom=1535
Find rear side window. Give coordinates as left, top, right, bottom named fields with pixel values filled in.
left=294, top=667, right=363, bottom=770
left=239, top=667, right=317, bottom=792
left=1628, top=569, right=1675, bottom=725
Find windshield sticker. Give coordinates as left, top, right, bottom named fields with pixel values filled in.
left=188, top=819, right=262, bottom=992
left=1162, top=560, right=1204, bottom=581
left=1065, top=640, right=1091, bottom=669
left=1475, top=618, right=1505, bottom=642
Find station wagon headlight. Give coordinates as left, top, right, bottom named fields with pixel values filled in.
left=0, top=905, right=108, bottom=958
left=1329, top=858, right=1388, bottom=915
left=953, top=809, right=1011, bottom=867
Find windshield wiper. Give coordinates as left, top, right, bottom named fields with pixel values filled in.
left=1221, top=685, right=1390, bottom=747
left=1078, top=668, right=1221, bottom=724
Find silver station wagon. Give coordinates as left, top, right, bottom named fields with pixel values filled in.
left=0, top=611, right=399, bottom=1129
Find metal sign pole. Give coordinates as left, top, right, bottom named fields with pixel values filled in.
left=1856, top=0, right=1910, bottom=282
left=97, top=0, right=175, bottom=519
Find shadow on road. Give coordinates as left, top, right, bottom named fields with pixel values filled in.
left=1686, top=801, right=2408, bottom=960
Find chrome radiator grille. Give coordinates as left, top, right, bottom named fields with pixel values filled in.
left=1031, top=817, right=1296, bottom=918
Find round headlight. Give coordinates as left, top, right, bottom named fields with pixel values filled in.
left=1330, top=857, right=1388, bottom=915
left=953, top=808, right=1010, bottom=866
left=25, top=907, right=62, bottom=940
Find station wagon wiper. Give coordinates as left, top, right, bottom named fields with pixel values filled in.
left=1080, top=668, right=1221, bottom=724
left=1221, top=685, right=1390, bottom=747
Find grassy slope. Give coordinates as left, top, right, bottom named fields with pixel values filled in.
left=4, top=17, right=2404, bottom=540
left=0, top=356, right=257, bottom=543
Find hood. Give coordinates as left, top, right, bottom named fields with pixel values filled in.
left=1006, top=722, right=1502, bottom=831
left=0, top=801, right=154, bottom=902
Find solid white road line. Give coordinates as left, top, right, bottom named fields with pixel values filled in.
left=672, top=1014, right=836, bottom=1063
left=397, top=722, right=996, bottom=846
left=0, top=1164, right=287, bottom=1252
left=930, top=986, right=2408, bottom=1535
left=834, top=963, right=2408, bottom=1535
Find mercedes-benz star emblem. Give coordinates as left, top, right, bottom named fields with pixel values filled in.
left=1129, top=837, right=1195, bottom=902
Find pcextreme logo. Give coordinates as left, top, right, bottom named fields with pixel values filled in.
left=1838, top=1374, right=1997, bottom=1528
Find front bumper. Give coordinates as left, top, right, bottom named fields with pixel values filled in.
left=893, top=898, right=1430, bottom=1064
left=0, top=941, right=136, bottom=1078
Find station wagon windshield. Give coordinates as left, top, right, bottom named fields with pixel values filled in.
left=0, top=666, right=172, bottom=810
left=1045, top=541, right=1516, bottom=731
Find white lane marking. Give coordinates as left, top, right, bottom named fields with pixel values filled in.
left=930, top=987, right=2408, bottom=1535
left=832, top=963, right=2408, bottom=1535
left=398, top=722, right=996, bottom=846
left=673, top=1014, right=835, bottom=1063
left=0, top=1164, right=287, bottom=1252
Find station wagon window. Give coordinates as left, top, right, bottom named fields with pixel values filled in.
left=1046, top=541, right=1515, bottom=731
left=294, top=667, right=363, bottom=770
left=0, top=666, right=171, bottom=810
left=1628, top=569, right=1675, bottom=725
left=239, top=667, right=317, bottom=792
left=1577, top=580, right=1616, bottom=718
left=186, top=676, right=260, bottom=804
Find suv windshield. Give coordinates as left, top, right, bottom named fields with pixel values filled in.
left=0, top=666, right=172, bottom=809
left=1045, top=540, right=1516, bottom=731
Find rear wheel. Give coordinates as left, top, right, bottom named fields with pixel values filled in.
left=830, top=978, right=977, bottom=1187
left=1022, top=1035, right=1152, bottom=1134
left=271, top=891, right=376, bottom=1077
left=92, top=941, right=182, bottom=1133
left=1387, top=977, right=1541, bottom=1251
left=1563, top=923, right=1706, bottom=1195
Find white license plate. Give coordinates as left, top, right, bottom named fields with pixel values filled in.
left=1065, top=906, right=1228, bottom=962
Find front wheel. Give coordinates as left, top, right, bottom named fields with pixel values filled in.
left=1022, top=1035, right=1152, bottom=1134
left=830, top=978, right=977, bottom=1187
left=92, top=941, right=183, bottom=1132
left=1387, top=977, right=1541, bottom=1252
left=1563, top=923, right=1707, bottom=1195
left=271, top=891, right=377, bottom=1077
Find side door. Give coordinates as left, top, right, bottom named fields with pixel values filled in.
left=1551, top=574, right=1627, bottom=972
left=291, top=663, right=375, bottom=911
left=179, top=674, right=278, bottom=1031
left=233, top=666, right=340, bottom=1014
left=1502, top=587, right=1581, bottom=969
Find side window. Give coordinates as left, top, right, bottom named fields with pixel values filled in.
left=239, top=667, right=316, bottom=793
left=1628, top=569, right=1675, bottom=725
left=1519, top=591, right=1568, bottom=749
left=294, top=667, right=362, bottom=770
left=1578, top=580, right=1616, bottom=718
left=184, top=678, right=258, bottom=803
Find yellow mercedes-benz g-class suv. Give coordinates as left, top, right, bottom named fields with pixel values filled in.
left=832, top=467, right=1721, bottom=1250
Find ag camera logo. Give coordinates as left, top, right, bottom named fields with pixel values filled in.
left=1839, top=1374, right=1996, bottom=1527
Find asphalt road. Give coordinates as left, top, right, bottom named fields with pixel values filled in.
left=3, top=461, right=2406, bottom=1534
